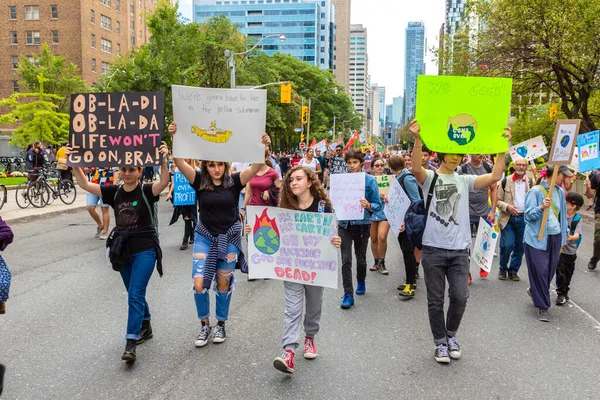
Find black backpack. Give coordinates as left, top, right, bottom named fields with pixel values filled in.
left=403, top=172, right=438, bottom=250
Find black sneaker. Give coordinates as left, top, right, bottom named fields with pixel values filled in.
left=195, top=324, right=212, bottom=347
left=508, top=272, right=520, bottom=281
left=434, top=344, right=450, bottom=363
left=137, top=320, right=153, bottom=344
left=537, top=308, right=550, bottom=322
left=180, top=237, right=189, bottom=250
left=498, top=270, right=507, bottom=280
left=379, top=259, right=389, bottom=275
left=588, top=257, right=598, bottom=270
left=556, top=294, right=567, bottom=306
left=213, top=324, right=226, bottom=344
left=121, top=339, right=137, bottom=362
left=447, top=336, right=461, bottom=360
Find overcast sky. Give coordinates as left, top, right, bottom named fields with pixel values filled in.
left=178, top=0, right=446, bottom=104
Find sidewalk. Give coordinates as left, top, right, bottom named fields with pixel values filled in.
left=1, top=187, right=89, bottom=223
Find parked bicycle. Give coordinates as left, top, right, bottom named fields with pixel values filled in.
left=26, top=166, right=77, bottom=209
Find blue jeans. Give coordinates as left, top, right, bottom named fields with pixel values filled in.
left=193, top=232, right=239, bottom=322
left=499, top=215, right=525, bottom=273
left=120, top=249, right=156, bottom=340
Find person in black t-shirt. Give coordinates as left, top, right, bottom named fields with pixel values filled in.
left=244, top=166, right=341, bottom=374
left=70, top=141, right=171, bottom=363
left=168, top=121, right=271, bottom=347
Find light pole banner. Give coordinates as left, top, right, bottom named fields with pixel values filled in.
left=172, top=85, right=266, bottom=163
left=246, top=206, right=339, bottom=289
left=415, top=75, right=512, bottom=154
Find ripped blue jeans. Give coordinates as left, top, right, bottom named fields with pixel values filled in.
left=192, top=232, right=239, bottom=322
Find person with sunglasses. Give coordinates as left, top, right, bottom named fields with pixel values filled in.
left=71, top=141, right=171, bottom=363
left=329, top=145, right=350, bottom=175
left=168, top=122, right=271, bottom=348
left=369, top=157, right=391, bottom=275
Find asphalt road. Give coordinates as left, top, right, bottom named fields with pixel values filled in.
left=1, top=204, right=600, bottom=400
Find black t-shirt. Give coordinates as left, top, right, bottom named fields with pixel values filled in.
left=300, top=197, right=333, bottom=214
left=590, top=172, right=600, bottom=214
left=192, top=172, right=244, bottom=236
left=101, top=184, right=159, bottom=254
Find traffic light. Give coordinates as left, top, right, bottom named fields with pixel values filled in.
left=301, top=106, right=308, bottom=124
left=549, top=104, right=558, bottom=121
left=280, top=83, right=291, bottom=104
left=300, top=133, right=305, bottom=142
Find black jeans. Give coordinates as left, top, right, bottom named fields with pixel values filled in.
left=556, top=253, right=577, bottom=296
left=339, top=224, right=370, bottom=296
left=422, top=245, right=470, bottom=345
left=398, top=231, right=419, bottom=285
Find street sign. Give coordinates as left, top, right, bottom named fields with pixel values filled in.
left=299, top=142, right=306, bottom=149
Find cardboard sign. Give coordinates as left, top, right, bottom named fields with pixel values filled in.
left=172, top=85, right=266, bottom=163
left=471, top=217, right=499, bottom=273
left=384, top=178, right=411, bottom=235
left=549, top=119, right=581, bottom=164
left=568, top=147, right=580, bottom=173
left=415, top=75, right=512, bottom=154
left=375, top=175, right=393, bottom=196
left=509, top=136, right=548, bottom=162
left=577, top=130, right=600, bottom=173
left=173, top=171, right=196, bottom=206
left=68, top=92, right=164, bottom=167
left=247, top=206, right=338, bottom=288
left=330, top=172, right=365, bottom=220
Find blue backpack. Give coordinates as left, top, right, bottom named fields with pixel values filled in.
left=570, top=214, right=582, bottom=248
left=403, top=172, right=438, bottom=250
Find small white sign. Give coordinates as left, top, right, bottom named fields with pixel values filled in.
left=330, top=173, right=365, bottom=220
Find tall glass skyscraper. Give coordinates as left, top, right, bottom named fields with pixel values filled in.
left=193, top=0, right=335, bottom=70
left=445, top=0, right=467, bottom=34
left=403, top=21, right=425, bottom=124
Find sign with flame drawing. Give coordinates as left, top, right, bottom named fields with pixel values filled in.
left=246, top=206, right=339, bottom=289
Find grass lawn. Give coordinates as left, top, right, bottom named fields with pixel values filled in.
left=0, top=177, right=27, bottom=186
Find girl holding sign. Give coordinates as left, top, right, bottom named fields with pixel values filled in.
left=369, top=157, right=391, bottom=275
left=245, top=166, right=341, bottom=374
left=168, top=122, right=271, bottom=348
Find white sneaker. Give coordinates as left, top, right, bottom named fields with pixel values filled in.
left=99, top=231, right=109, bottom=240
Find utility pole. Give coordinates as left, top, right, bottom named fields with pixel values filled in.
left=306, top=98, right=311, bottom=145
left=332, top=115, right=336, bottom=142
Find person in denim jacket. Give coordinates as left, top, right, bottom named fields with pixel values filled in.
left=338, top=150, right=382, bottom=309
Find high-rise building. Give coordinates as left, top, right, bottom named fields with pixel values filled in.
left=193, top=0, right=335, bottom=70
left=332, top=0, right=351, bottom=92
left=378, top=86, right=385, bottom=134
left=385, top=103, right=394, bottom=146
left=402, top=21, right=425, bottom=124
left=445, top=0, right=467, bottom=35
left=392, top=96, right=403, bottom=126
left=349, top=24, right=368, bottom=131
left=366, top=85, right=380, bottom=139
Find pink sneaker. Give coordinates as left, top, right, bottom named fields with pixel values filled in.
left=273, top=350, right=295, bottom=373
left=304, top=336, right=317, bottom=359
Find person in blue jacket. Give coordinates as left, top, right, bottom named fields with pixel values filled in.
left=523, top=164, right=569, bottom=323
left=338, top=149, right=382, bottom=309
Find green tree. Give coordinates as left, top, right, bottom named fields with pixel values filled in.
left=0, top=76, right=70, bottom=146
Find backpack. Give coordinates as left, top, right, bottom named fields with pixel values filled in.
left=461, top=162, right=492, bottom=175
left=398, top=172, right=424, bottom=199
left=570, top=214, right=582, bottom=248
left=403, top=172, right=438, bottom=250
left=114, top=184, right=159, bottom=236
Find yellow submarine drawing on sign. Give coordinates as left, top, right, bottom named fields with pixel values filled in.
left=191, top=121, right=233, bottom=143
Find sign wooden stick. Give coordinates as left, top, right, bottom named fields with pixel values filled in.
left=537, top=167, right=559, bottom=241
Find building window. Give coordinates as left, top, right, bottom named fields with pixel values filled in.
left=10, top=31, right=17, bottom=45
left=91, top=58, right=96, bottom=72
left=321, top=13, right=325, bottom=18
left=51, top=30, right=59, bottom=44
left=24, top=6, right=39, bottom=20
left=117, top=43, right=121, bottom=55
left=320, top=58, right=325, bottom=64
left=13, top=81, right=19, bottom=93
left=101, top=61, right=110, bottom=74
left=101, top=15, right=112, bottom=30
left=26, top=31, right=41, bottom=45
left=116, top=21, right=120, bottom=34
left=100, top=0, right=111, bottom=6
left=11, top=56, right=19, bottom=69
left=247, top=22, right=262, bottom=27
left=101, top=38, right=112, bottom=53
left=116, top=0, right=120, bottom=11
left=320, top=47, right=325, bottom=52
left=90, top=9, right=95, bottom=23
left=91, top=34, right=96, bottom=48
left=9, top=6, right=17, bottom=19
left=320, top=36, right=325, bottom=41
left=50, top=5, right=58, bottom=19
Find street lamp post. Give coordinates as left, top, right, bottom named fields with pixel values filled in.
left=306, top=86, right=338, bottom=145
left=225, top=33, right=285, bottom=89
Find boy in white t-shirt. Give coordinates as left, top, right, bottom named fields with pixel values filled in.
left=409, top=120, right=511, bottom=364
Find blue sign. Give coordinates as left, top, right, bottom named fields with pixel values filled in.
left=173, top=171, right=196, bottom=206
left=577, top=130, right=600, bottom=173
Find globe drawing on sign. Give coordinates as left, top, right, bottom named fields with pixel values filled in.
left=253, top=209, right=281, bottom=255
left=516, top=146, right=528, bottom=158
left=560, top=135, right=570, bottom=148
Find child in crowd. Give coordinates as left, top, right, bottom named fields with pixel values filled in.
left=556, top=192, right=584, bottom=305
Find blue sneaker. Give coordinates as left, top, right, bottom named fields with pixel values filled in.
left=355, top=281, right=366, bottom=295
left=340, top=294, right=354, bottom=309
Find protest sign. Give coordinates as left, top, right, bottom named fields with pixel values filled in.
left=311, top=139, right=328, bottom=153
left=171, top=85, right=266, bottom=163
left=375, top=175, right=393, bottom=196
left=247, top=206, right=338, bottom=288
left=549, top=119, right=581, bottom=164
left=508, top=136, right=548, bottom=162
left=577, top=130, right=600, bottom=173
left=68, top=91, right=164, bottom=167
left=568, top=147, right=580, bottom=173
left=173, top=172, right=196, bottom=206
left=330, top=172, right=365, bottom=220
left=415, top=75, right=512, bottom=154
left=384, top=178, right=411, bottom=235
left=471, top=218, right=499, bottom=273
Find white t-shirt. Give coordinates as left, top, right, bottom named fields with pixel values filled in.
left=420, top=169, right=476, bottom=250
left=299, top=158, right=319, bottom=171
